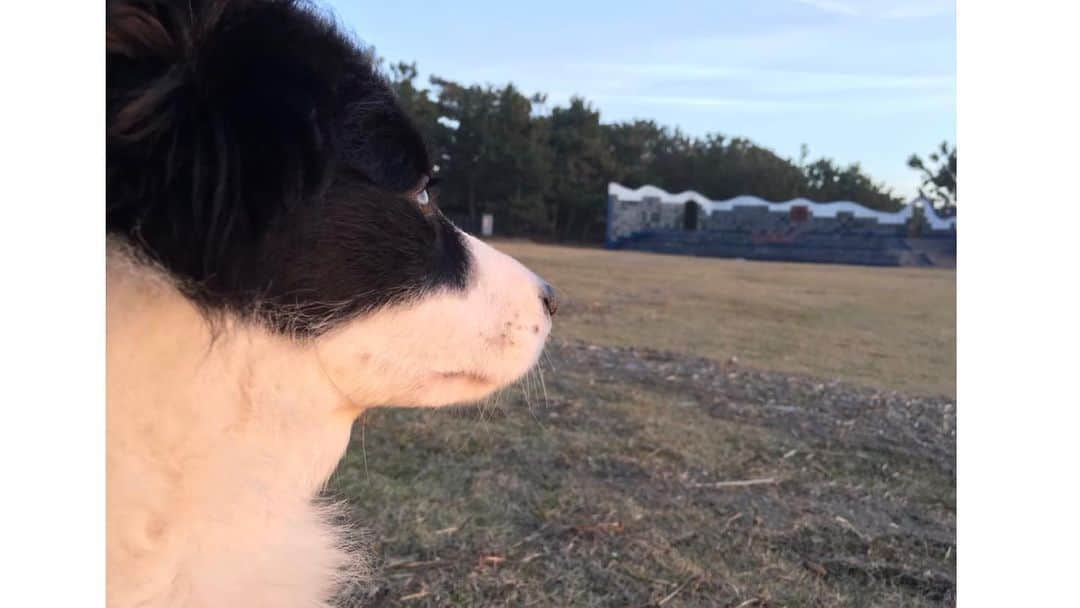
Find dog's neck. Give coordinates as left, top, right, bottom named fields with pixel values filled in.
left=105, top=248, right=356, bottom=446
left=106, top=248, right=363, bottom=607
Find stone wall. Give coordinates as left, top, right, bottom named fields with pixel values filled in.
left=606, top=183, right=956, bottom=267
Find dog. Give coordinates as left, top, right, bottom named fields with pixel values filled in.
left=106, top=1, right=556, bottom=606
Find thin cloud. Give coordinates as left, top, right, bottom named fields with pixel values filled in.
left=791, top=0, right=953, bottom=20
left=572, top=62, right=954, bottom=95
left=572, top=93, right=953, bottom=114
left=882, top=2, right=954, bottom=20
left=588, top=94, right=811, bottom=111
left=792, top=0, right=860, bottom=16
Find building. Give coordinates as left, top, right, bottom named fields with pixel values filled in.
left=605, top=183, right=956, bottom=267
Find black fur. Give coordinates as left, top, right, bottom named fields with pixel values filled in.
left=107, top=0, right=469, bottom=335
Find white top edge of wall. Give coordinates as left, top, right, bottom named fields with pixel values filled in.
left=608, top=182, right=955, bottom=229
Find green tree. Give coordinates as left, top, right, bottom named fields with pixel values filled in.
left=698, top=136, right=806, bottom=202
left=387, top=62, right=442, bottom=147
left=546, top=98, right=615, bottom=241
left=384, top=58, right=911, bottom=243
left=601, top=119, right=667, bottom=186
left=908, top=141, right=957, bottom=213
left=800, top=145, right=904, bottom=211
left=426, top=78, right=552, bottom=234
left=427, top=77, right=494, bottom=222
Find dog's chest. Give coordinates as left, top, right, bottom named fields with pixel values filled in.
left=108, top=375, right=356, bottom=608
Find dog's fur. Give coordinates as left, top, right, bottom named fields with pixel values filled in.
left=106, top=1, right=554, bottom=606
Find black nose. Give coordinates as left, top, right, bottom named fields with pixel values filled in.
left=540, top=282, right=558, bottom=317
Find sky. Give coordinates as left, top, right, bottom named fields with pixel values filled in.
left=322, top=0, right=956, bottom=200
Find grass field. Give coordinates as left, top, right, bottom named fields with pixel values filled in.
left=332, top=243, right=956, bottom=607
left=497, top=242, right=955, bottom=398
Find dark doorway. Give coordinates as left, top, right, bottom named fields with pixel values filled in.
left=683, top=200, right=700, bottom=231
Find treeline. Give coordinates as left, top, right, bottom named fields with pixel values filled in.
left=388, top=62, right=906, bottom=242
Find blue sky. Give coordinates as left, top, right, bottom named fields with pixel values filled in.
left=322, top=0, right=955, bottom=199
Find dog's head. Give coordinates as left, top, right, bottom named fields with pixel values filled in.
left=106, top=0, right=555, bottom=406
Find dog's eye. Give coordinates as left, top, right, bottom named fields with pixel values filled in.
left=413, top=176, right=440, bottom=214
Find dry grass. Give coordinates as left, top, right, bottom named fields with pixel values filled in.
left=495, top=241, right=955, bottom=397
left=330, top=242, right=956, bottom=607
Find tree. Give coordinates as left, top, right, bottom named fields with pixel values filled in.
left=431, top=79, right=552, bottom=234
left=387, top=62, right=442, bottom=148
left=482, top=84, right=552, bottom=235
left=384, top=58, right=911, bottom=243
left=800, top=145, right=904, bottom=211
left=546, top=98, right=614, bottom=241
left=908, top=141, right=957, bottom=214
left=602, top=119, right=667, bottom=186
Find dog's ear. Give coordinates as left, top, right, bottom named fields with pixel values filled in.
left=106, top=0, right=355, bottom=276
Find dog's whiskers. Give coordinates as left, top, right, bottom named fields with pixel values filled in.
left=518, top=370, right=533, bottom=411
left=537, top=361, right=550, bottom=409
left=529, top=368, right=539, bottom=408
left=477, top=390, right=495, bottom=424
left=541, top=347, right=558, bottom=374
left=360, top=413, right=370, bottom=482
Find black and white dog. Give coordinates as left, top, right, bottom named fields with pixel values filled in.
left=106, top=1, right=555, bottom=605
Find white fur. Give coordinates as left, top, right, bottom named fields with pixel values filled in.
left=106, top=234, right=550, bottom=607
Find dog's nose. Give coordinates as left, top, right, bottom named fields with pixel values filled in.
left=540, top=282, right=558, bottom=317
